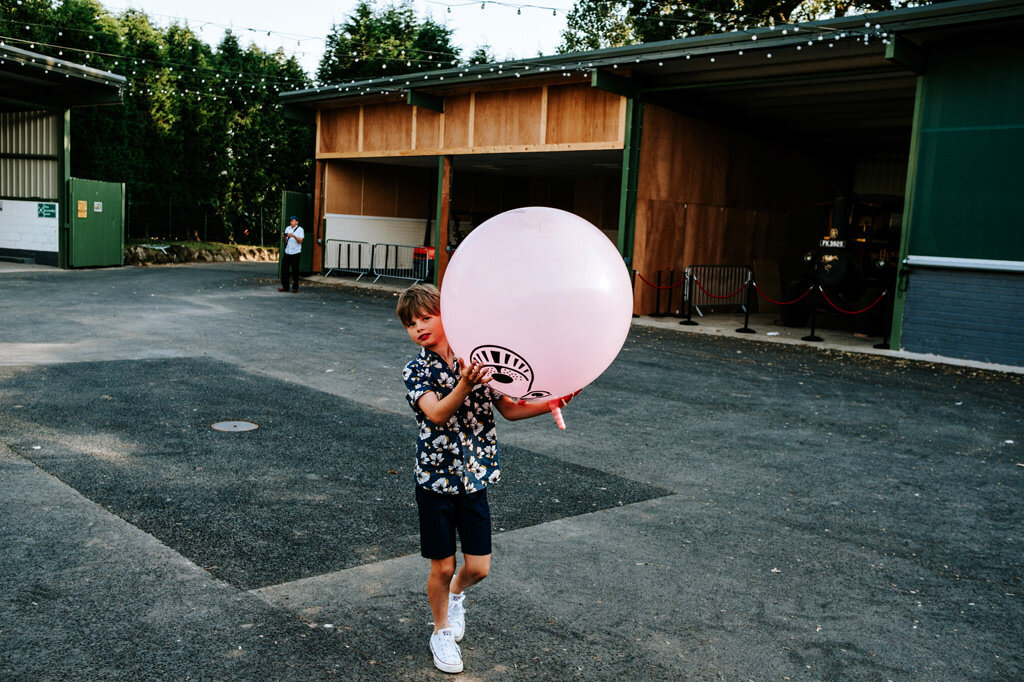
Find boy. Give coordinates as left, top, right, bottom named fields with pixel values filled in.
left=396, top=283, right=573, bottom=674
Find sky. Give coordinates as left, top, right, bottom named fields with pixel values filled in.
left=103, top=0, right=578, bottom=78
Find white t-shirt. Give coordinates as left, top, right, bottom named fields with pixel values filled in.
left=284, top=225, right=304, bottom=255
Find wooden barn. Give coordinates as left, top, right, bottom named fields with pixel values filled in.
left=281, top=0, right=1024, bottom=367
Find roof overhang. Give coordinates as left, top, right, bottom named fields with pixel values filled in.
left=281, top=0, right=1024, bottom=109
left=0, top=43, right=125, bottom=112
left=280, top=0, right=1024, bottom=162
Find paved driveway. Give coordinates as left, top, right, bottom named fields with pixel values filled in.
left=1, top=263, right=1021, bottom=680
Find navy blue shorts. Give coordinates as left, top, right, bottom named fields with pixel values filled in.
left=415, top=486, right=492, bottom=559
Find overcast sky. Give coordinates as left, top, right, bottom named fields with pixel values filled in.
left=103, top=0, right=576, bottom=77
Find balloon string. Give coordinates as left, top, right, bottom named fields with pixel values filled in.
left=548, top=401, right=566, bottom=430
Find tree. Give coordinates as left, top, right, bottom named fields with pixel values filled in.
left=558, top=0, right=636, bottom=52
left=316, top=0, right=460, bottom=83
left=466, top=46, right=495, bottom=65
left=558, top=0, right=928, bottom=48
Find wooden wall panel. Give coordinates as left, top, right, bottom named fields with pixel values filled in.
left=546, top=83, right=622, bottom=146
left=572, top=176, right=619, bottom=232
left=325, top=162, right=364, bottom=215
left=319, top=108, right=360, bottom=155
left=474, top=89, right=544, bottom=148
left=415, top=108, right=442, bottom=150
left=316, top=84, right=624, bottom=159
left=362, top=103, right=413, bottom=153
left=631, top=103, right=842, bottom=314
left=394, top=167, right=432, bottom=219
left=324, top=161, right=432, bottom=219
left=443, top=95, right=472, bottom=150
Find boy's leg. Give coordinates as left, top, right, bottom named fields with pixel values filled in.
left=451, top=553, right=491, bottom=594
left=428, top=556, right=456, bottom=632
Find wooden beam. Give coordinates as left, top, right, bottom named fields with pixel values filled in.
left=592, top=69, right=637, bottom=99
left=407, top=89, right=445, bottom=113
left=886, top=34, right=926, bottom=75
left=436, top=156, right=452, bottom=286
left=283, top=105, right=315, bottom=125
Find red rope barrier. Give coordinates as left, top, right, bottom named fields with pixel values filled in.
left=818, top=287, right=888, bottom=315
left=691, top=276, right=747, bottom=300
left=753, top=282, right=814, bottom=306
left=635, top=272, right=687, bottom=290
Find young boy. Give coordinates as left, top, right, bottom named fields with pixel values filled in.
left=396, top=283, right=573, bottom=674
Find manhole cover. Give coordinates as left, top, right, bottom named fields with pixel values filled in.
left=211, top=421, right=259, bottom=432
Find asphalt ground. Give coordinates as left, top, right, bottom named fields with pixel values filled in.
left=1, top=262, right=1022, bottom=681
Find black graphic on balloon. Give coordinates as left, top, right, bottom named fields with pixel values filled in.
left=469, top=344, right=551, bottom=401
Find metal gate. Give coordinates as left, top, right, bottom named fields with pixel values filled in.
left=68, top=178, right=124, bottom=268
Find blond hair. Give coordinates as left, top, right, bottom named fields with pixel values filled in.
left=396, top=283, right=441, bottom=326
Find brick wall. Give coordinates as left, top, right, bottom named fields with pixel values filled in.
left=901, top=268, right=1024, bottom=367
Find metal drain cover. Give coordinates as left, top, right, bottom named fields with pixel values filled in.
left=211, top=420, right=258, bottom=432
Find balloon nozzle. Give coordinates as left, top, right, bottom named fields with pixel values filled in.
left=548, top=400, right=566, bottom=430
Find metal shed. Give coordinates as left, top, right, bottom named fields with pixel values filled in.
left=0, top=43, right=125, bottom=267
left=281, top=0, right=1024, bottom=366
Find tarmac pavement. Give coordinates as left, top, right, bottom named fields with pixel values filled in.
left=1, top=262, right=1022, bottom=681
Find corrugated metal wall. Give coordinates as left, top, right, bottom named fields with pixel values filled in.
left=0, top=111, right=59, bottom=200
left=906, top=37, right=1024, bottom=261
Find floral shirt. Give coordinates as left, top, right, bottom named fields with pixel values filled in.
left=403, top=347, right=501, bottom=495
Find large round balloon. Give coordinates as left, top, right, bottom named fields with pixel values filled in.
left=441, top=206, right=634, bottom=405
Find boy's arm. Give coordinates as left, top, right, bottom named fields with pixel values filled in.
left=416, top=359, right=491, bottom=425
left=494, top=391, right=579, bottom=421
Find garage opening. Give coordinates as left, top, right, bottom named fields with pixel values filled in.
left=628, top=39, right=919, bottom=341
left=319, top=149, right=623, bottom=285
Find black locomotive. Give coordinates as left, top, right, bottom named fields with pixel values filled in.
left=780, top=194, right=903, bottom=335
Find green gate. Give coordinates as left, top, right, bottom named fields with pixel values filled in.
left=68, top=178, right=124, bottom=268
left=280, top=190, right=314, bottom=274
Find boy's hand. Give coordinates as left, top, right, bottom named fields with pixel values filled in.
left=555, top=390, right=581, bottom=408
left=459, top=358, right=491, bottom=387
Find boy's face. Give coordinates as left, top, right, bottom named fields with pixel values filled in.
left=405, top=309, right=446, bottom=354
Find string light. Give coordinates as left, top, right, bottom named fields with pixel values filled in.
left=2, top=2, right=898, bottom=101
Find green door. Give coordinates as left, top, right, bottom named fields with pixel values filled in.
left=68, top=178, right=124, bottom=268
left=280, top=190, right=314, bottom=273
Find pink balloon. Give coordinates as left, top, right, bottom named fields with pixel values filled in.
left=441, top=207, right=634, bottom=405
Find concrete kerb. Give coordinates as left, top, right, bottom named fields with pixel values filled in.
left=304, top=272, right=1024, bottom=376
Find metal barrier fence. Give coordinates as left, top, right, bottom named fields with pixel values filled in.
left=322, top=241, right=435, bottom=284
left=323, top=240, right=432, bottom=282
left=371, top=243, right=418, bottom=283
left=324, top=239, right=371, bottom=279
left=684, top=264, right=753, bottom=317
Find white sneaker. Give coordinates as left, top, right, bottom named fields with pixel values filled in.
left=448, top=592, right=466, bottom=642
left=429, top=628, right=463, bottom=674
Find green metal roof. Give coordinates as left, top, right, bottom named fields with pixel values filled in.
left=280, top=0, right=1024, bottom=107
left=0, top=43, right=125, bottom=112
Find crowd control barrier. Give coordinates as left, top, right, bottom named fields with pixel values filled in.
left=634, top=264, right=889, bottom=341
left=323, top=241, right=435, bottom=284
left=324, top=239, right=371, bottom=279
left=685, top=265, right=752, bottom=318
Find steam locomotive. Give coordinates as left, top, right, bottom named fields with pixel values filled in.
left=780, top=194, right=904, bottom=335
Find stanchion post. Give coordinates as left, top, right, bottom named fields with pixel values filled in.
left=679, top=271, right=699, bottom=326
left=668, top=270, right=683, bottom=318
left=651, top=270, right=667, bottom=317
left=735, top=277, right=755, bottom=334
left=631, top=270, right=639, bottom=318
left=873, top=290, right=892, bottom=349
left=802, top=286, right=824, bottom=342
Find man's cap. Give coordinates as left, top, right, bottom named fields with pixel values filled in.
left=289, top=216, right=298, bottom=220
